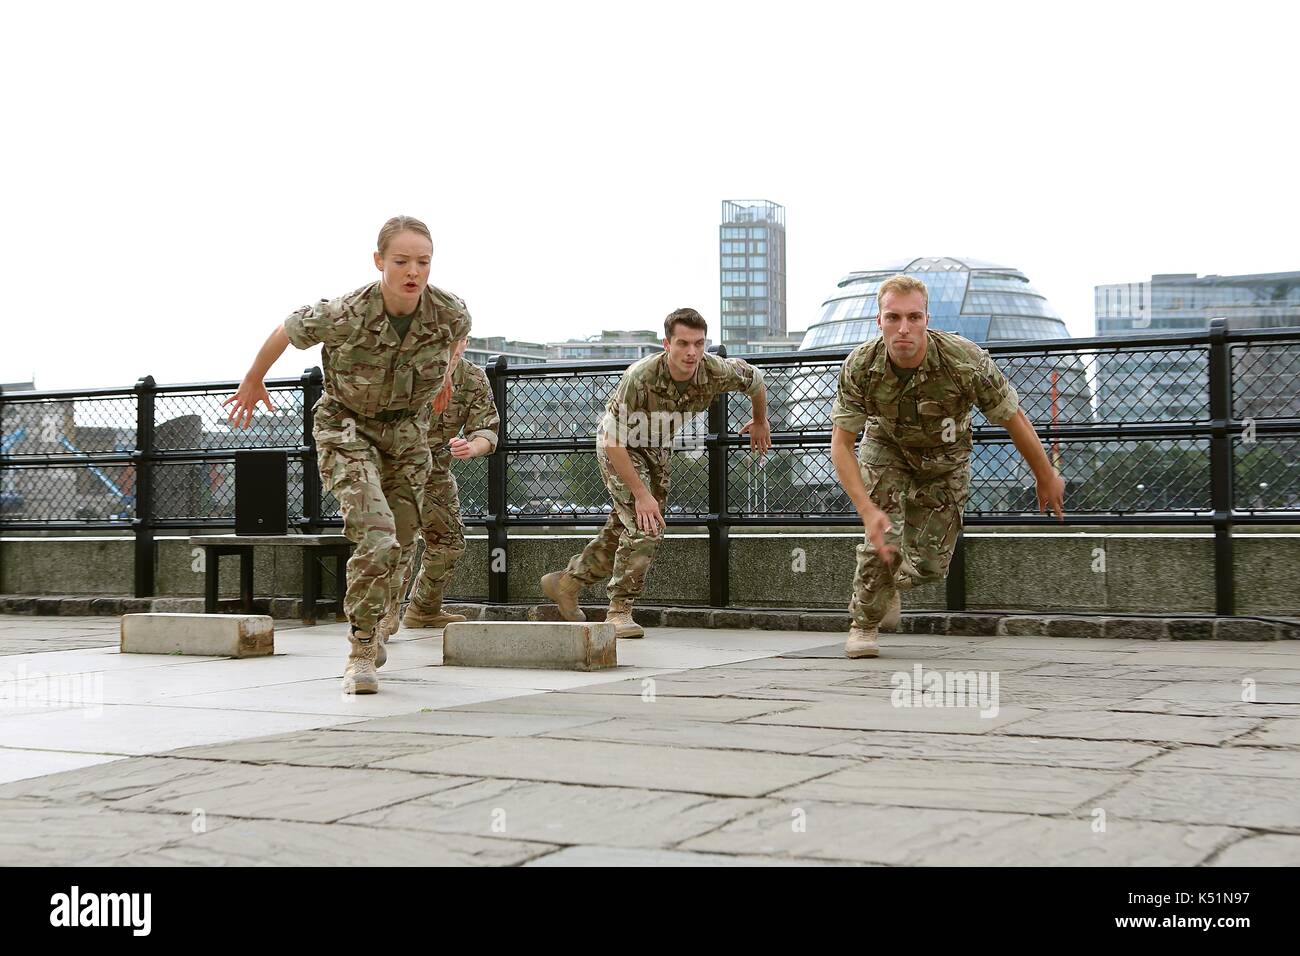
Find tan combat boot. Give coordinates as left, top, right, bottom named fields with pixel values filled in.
left=844, top=624, right=879, bottom=659
left=881, top=591, right=902, bottom=633
left=373, top=603, right=400, bottom=669
left=540, top=570, right=585, bottom=622
left=344, top=628, right=380, bottom=694
left=403, top=595, right=467, bottom=628
left=605, top=600, right=644, bottom=639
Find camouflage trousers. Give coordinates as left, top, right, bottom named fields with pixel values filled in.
left=850, top=440, right=971, bottom=628
left=402, top=451, right=465, bottom=611
left=564, top=446, right=670, bottom=604
left=313, top=395, right=430, bottom=633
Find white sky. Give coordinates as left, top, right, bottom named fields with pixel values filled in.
left=3, top=0, right=1296, bottom=390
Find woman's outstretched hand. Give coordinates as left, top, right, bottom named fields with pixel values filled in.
left=222, top=377, right=275, bottom=429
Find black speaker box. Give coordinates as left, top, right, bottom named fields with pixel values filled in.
left=235, top=451, right=288, bottom=535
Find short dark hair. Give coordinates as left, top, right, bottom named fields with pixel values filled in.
left=664, top=308, right=707, bottom=340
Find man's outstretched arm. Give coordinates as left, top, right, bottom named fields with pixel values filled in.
left=999, top=409, right=1066, bottom=521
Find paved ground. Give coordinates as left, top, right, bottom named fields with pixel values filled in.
left=1, top=614, right=1298, bottom=866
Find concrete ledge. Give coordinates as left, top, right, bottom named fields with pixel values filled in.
left=443, top=621, right=616, bottom=671
left=120, top=613, right=274, bottom=657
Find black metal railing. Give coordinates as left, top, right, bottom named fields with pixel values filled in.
left=3, top=319, right=1298, bottom=614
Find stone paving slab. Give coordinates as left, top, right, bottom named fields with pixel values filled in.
left=370, top=737, right=852, bottom=798
left=523, top=846, right=842, bottom=866
left=680, top=802, right=1032, bottom=865
left=808, top=731, right=1161, bottom=770
left=442, top=691, right=806, bottom=723
left=120, top=818, right=552, bottom=866
left=344, top=778, right=771, bottom=849
left=1102, top=771, right=1300, bottom=831
left=1116, top=699, right=1300, bottom=719
left=742, top=698, right=1039, bottom=733
left=771, top=758, right=1125, bottom=814
left=0, top=801, right=239, bottom=865
left=993, top=709, right=1262, bottom=745
left=1207, top=834, right=1300, bottom=866
left=0, top=754, right=476, bottom=824
left=1232, top=718, right=1300, bottom=747
left=1138, top=680, right=1300, bottom=704
left=680, top=801, right=1242, bottom=866
left=540, top=716, right=862, bottom=755
left=328, top=711, right=612, bottom=738
left=1137, top=744, right=1300, bottom=778
left=1021, top=662, right=1300, bottom=682
left=169, top=729, right=480, bottom=768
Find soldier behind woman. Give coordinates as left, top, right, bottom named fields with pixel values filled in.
left=224, top=216, right=471, bottom=694
left=395, top=336, right=500, bottom=630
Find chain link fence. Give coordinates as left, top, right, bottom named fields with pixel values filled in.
left=4, top=322, right=1298, bottom=610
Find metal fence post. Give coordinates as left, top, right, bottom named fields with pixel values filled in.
left=133, top=375, right=156, bottom=598
left=301, top=366, right=323, bottom=532
left=485, top=354, right=509, bottom=603
left=707, top=345, right=730, bottom=607
left=1207, top=318, right=1235, bottom=615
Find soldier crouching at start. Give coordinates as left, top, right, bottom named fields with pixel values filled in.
left=830, top=273, right=1065, bottom=659
left=540, top=307, right=771, bottom=637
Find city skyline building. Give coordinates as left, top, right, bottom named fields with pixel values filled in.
left=1093, top=269, right=1300, bottom=423
left=720, top=200, right=787, bottom=353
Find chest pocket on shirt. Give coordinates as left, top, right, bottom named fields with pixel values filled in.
left=332, top=342, right=389, bottom=416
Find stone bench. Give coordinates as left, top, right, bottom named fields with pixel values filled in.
left=188, top=534, right=353, bottom=625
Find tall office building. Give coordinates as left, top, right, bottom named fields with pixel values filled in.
left=719, top=200, right=787, bottom=353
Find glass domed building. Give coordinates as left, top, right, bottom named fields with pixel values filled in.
left=801, top=256, right=1068, bottom=350
left=782, top=257, right=1091, bottom=514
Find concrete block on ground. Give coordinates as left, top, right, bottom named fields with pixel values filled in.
left=443, top=621, right=616, bottom=671
left=120, top=613, right=274, bottom=657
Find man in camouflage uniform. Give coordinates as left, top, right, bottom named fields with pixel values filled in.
left=228, top=223, right=471, bottom=698
left=394, top=339, right=499, bottom=630
left=831, top=274, right=1065, bottom=659
left=541, top=308, right=770, bottom=638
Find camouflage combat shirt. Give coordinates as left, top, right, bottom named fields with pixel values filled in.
left=420, top=359, right=500, bottom=466
left=284, top=281, right=472, bottom=420
left=597, top=350, right=765, bottom=461
left=831, top=328, right=1020, bottom=455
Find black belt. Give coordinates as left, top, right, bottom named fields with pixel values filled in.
left=370, top=406, right=421, bottom=423
left=322, top=395, right=419, bottom=424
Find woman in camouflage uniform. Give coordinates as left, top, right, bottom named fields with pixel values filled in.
left=224, top=216, right=471, bottom=694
